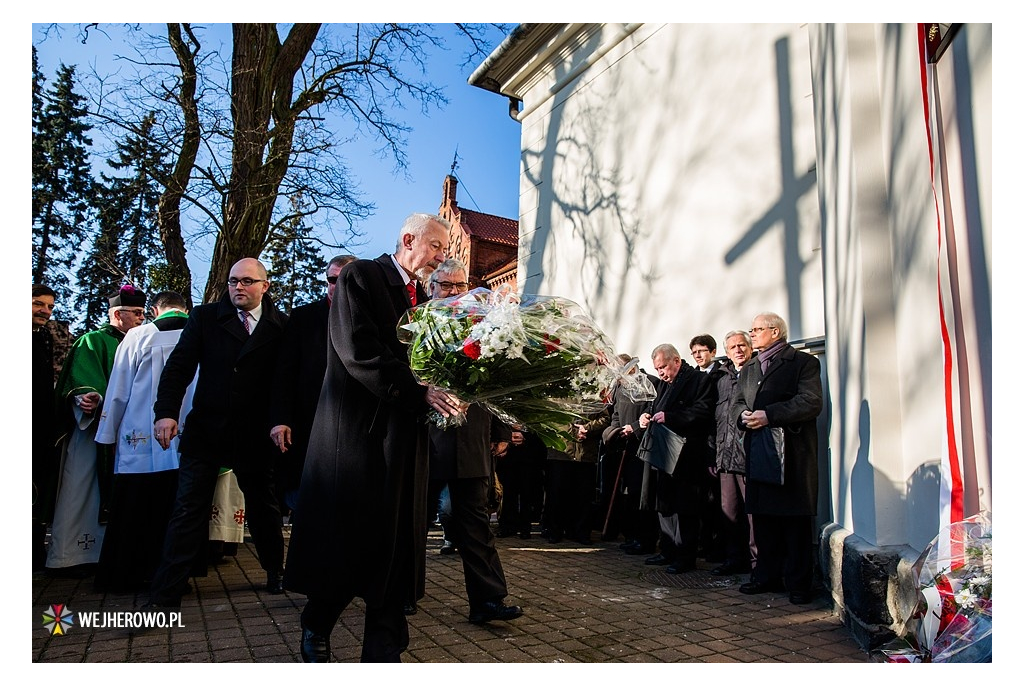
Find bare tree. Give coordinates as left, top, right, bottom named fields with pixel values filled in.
left=37, top=23, right=506, bottom=304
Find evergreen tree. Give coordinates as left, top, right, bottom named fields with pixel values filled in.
left=264, top=194, right=326, bottom=314
left=32, top=60, right=94, bottom=303
left=76, top=112, right=170, bottom=328
left=31, top=48, right=47, bottom=225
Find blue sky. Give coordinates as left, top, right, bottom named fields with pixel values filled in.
left=30, top=22, right=522, bottom=298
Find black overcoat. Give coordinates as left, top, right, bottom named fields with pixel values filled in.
left=269, top=297, right=330, bottom=493
left=153, top=293, right=286, bottom=465
left=641, top=363, right=715, bottom=512
left=731, top=344, right=823, bottom=516
left=284, top=255, right=430, bottom=605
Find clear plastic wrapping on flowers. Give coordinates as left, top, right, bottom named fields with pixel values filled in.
left=884, top=510, right=992, bottom=662
left=398, top=286, right=656, bottom=450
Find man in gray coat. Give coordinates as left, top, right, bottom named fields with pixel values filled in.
left=284, top=213, right=462, bottom=663
left=709, top=330, right=756, bottom=577
left=732, top=312, right=823, bottom=605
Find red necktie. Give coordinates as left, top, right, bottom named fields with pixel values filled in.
left=406, top=281, right=417, bottom=307
left=239, top=310, right=251, bottom=334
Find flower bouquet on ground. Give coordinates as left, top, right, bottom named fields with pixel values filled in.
left=397, top=286, right=655, bottom=450
left=881, top=510, right=992, bottom=662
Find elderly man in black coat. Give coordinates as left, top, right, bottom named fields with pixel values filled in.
left=269, top=254, right=356, bottom=516
left=637, top=344, right=715, bottom=574
left=733, top=312, right=823, bottom=605
left=284, top=213, right=463, bottom=663
left=146, top=258, right=287, bottom=609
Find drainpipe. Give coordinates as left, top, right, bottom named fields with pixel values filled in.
left=508, top=97, right=522, bottom=120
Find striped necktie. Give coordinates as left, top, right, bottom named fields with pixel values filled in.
left=239, top=310, right=251, bottom=334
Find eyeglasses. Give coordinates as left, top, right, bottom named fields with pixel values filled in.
left=436, top=281, right=469, bottom=293
left=326, top=275, right=339, bottom=284
left=691, top=348, right=711, bottom=356
left=750, top=326, right=776, bottom=334
left=118, top=308, right=146, bottom=317
left=227, top=277, right=267, bottom=287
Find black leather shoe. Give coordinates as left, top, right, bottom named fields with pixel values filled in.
left=300, top=627, right=331, bottom=662
left=710, top=562, right=751, bottom=576
left=644, top=553, right=671, bottom=566
left=619, top=540, right=639, bottom=551
left=403, top=603, right=418, bottom=616
left=739, top=580, right=784, bottom=595
left=665, top=560, right=697, bottom=574
left=265, top=571, right=285, bottom=595
left=468, top=599, right=523, bottom=625
left=625, top=544, right=655, bottom=555
left=439, top=540, right=457, bottom=555
left=789, top=590, right=814, bottom=605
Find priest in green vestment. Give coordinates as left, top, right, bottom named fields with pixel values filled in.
left=44, top=285, right=147, bottom=573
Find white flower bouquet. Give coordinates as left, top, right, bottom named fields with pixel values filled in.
left=397, top=286, right=655, bottom=450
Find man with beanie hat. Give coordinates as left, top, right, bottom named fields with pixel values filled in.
left=46, top=284, right=147, bottom=575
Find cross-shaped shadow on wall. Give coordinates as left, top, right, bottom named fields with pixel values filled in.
left=724, top=36, right=817, bottom=333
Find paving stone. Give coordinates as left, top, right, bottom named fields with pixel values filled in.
left=32, top=532, right=870, bottom=663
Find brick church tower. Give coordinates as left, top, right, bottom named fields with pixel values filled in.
left=437, top=175, right=519, bottom=291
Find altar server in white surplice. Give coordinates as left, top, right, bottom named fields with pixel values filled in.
left=94, top=291, right=196, bottom=591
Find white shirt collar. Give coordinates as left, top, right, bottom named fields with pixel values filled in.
left=241, top=302, right=263, bottom=323
left=390, top=254, right=413, bottom=286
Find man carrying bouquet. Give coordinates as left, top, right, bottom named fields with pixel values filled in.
left=284, top=213, right=464, bottom=663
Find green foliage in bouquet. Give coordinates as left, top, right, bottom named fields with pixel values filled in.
left=398, top=287, right=655, bottom=450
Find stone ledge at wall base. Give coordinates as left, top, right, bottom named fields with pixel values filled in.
left=819, top=523, right=921, bottom=651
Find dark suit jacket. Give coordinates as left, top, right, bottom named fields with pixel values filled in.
left=269, top=297, right=330, bottom=492
left=154, top=293, right=286, bottom=466
left=428, top=404, right=511, bottom=481
left=285, top=254, right=431, bottom=605
left=732, top=343, right=823, bottom=516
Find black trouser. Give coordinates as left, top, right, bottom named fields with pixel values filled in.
left=545, top=459, right=597, bottom=541
left=302, top=594, right=407, bottom=663
left=428, top=476, right=508, bottom=607
left=658, top=478, right=702, bottom=564
left=749, top=513, right=814, bottom=592
left=149, top=449, right=283, bottom=605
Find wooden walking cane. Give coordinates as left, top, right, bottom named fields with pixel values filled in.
left=602, top=446, right=629, bottom=538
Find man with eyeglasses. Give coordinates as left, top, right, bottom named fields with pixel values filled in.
left=689, top=334, right=727, bottom=566
left=270, top=254, right=356, bottom=518
left=733, top=312, right=822, bottom=605
left=45, top=284, right=147, bottom=576
left=419, top=258, right=521, bottom=624
left=285, top=213, right=463, bottom=663
left=144, top=258, right=288, bottom=616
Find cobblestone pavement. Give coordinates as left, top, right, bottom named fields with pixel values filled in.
left=31, top=526, right=870, bottom=664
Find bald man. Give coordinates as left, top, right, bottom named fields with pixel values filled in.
left=144, top=258, right=288, bottom=614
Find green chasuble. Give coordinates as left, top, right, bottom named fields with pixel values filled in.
left=49, top=323, right=126, bottom=523
left=54, top=323, right=125, bottom=402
